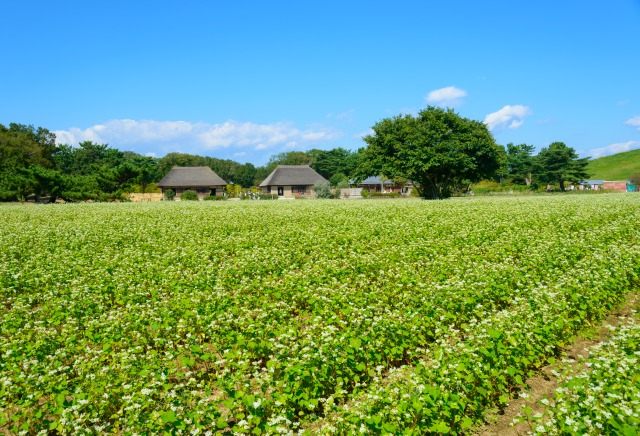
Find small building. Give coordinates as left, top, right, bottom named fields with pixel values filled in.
left=579, top=180, right=605, bottom=190
left=358, top=176, right=413, bottom=194
left=579, top=180, right=632, bottom=192
left=157, top=166, right=227, bottom=200
left=259, top=165, right=327, bottom=198
left=359, top=176, right=394, bottom=193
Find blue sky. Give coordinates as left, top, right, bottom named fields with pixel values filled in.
left=2, top=1, right=639, bottom=165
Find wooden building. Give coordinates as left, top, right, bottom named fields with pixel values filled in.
left=157, top=166, right=227, bottom=200
left=259, top=165, right=327, bottom=198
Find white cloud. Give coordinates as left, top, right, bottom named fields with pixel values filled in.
left=587, top=141, right=640, bottom=158
left=426, top=86, right=467, bottom=107
left=326, top=109, right=356, bottom=123
left=53, top=119, right=341, bottom=158
left=484, top=105, right=532, bottom=131
left=354, top=129, right=374, bottom=139
left=625, top=115, right=640, bottom=131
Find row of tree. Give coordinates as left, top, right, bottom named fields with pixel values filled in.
left=360, top=107, right=590, bottom=198
left=0, top=123, right=161, bottom=202
left=1, top=109, right=590, bottom=201
left=0, top=123, right=363, bottom=202
left=503, top=142, right=590, bottom=191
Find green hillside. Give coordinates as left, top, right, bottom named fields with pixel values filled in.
left=586, top=148, right=640, bottom=180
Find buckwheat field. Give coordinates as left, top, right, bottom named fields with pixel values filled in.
left=1, top=195, right=639, bottom=434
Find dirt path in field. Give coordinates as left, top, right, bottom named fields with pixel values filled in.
left=473, top=293, right=639, bottom=436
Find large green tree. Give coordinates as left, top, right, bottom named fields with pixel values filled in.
left=265, top=151, right=312, bottom=170
left=0, top=123, right=58, bottom=170
left=505, top=143, right=535, bottom=185
left=309, top=147, right=358, bottom=179
left=534, top=142, right=590, bottom=191
left=359, top=107, right=504, bottom=199
left=0, top=124, right=62, bottom=201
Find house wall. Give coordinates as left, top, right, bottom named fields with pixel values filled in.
left=359, top=184, right=411, bottom=194
left=340, top=187, right=362, bottom=199
left=161, top=186, right=226, bottom=200
left=603, top=181, right=628, bottom=192
left=262, top=185, right=313, bottom=198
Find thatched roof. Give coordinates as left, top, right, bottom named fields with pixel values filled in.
left=259, top=165, right=327, bottom=187
left=157, top=166, right=227, bottom=188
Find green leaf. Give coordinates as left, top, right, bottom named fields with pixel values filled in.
left=216, top=417, right=228, bottom=429
left=461, top=417, right=474, bottom=429
left=382, top=423, right=396, bottom=433
left=431, top=421, right=450, bottom=433
left=161, top=411, right=177, bottom=423
left=488, top=329, right=503, bottom=339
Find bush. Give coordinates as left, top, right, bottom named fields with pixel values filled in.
left=314, top=181, right=334, bottom=199
left=203, top=195, right=226, bottom=201
left=164, top=189, right=175, bottom=201
left=329, top=172, right=348, bottom=187
left=180, top=190, right=198, bottom=201
left=132, top=182, right=161, bottom=194
left=257, top=194, right=277, bottom=200
left=629, top=173, right=640, bottom=186
left=361, top=188, right=370, bottom=198
left=369, top=192, right=401, bottom=198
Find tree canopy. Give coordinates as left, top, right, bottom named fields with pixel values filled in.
left=0, top=123, right=58, bottom=170
left=359, top=107, right=504, bottom=199
left=534, top=142, right=590, bottom=191
left=505, top=143, right=535, bottom=185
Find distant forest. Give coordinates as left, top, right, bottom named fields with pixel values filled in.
left=1, top=121, right=597, bottom=202
left=0, top=123, right=363, bottom=202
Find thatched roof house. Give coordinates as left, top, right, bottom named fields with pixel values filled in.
left=259, top=165, right=327, bottom=198
left=157, top=166, right=227, bottom=199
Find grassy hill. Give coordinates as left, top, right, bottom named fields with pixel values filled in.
left=586, top=148, right=640, bottom=180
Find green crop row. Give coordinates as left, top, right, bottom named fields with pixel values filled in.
left=520, top=309, right=639, bottom=435
left=0, top=195, right=639, bottom=434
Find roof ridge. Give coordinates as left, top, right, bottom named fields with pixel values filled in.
left=158, top=166, right=227, bottom=187
left=259, top=165, right=327, bottom=187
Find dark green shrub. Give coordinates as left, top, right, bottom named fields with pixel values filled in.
left=203, top=195, right=226, bottom=201
left=314, top=181, right=334, bottom=199
left=180, top=190, right=198, bottom=201
left=164, top=189, right=175, bottom=201
left=329, top=172, right=348, bottom=187
left=369, top=192, right=401, bottom=198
